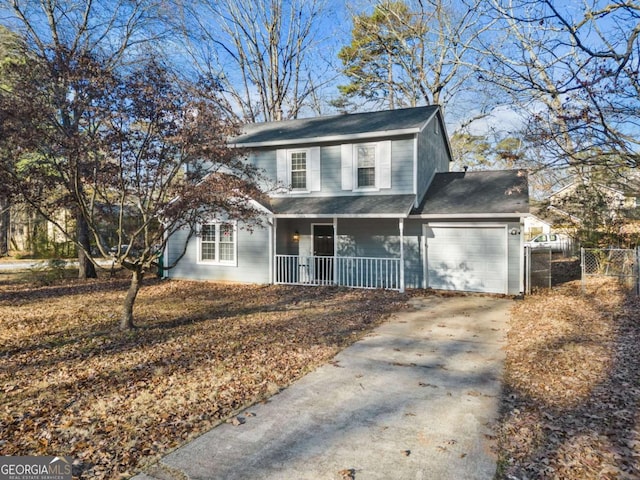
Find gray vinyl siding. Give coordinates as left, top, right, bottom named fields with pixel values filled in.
left=166, top=222, right=271, bottom=284
left=416, top=116, right=450, bottom=202
left=245, top=150, right=277, bottom=192
left=390, top=138, right=414, bottom=194
left=402, top=220, right=425, bottom=289
left=321, top=145, right=342, bottom=192
left=244, top=137, right=415, bottom=196
left=336, top=219, right=401, bottom=258
left=507, top=220, right=523, bottom=294
left=274, top=218, right=403, bottom=258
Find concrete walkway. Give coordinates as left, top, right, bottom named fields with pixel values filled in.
left=134, top=295, right=512, bottom=480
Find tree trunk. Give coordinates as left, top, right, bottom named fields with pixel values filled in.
left=0, top=195, right=9, bottom=257
left=121, top=268, right=143, bottom=330
left=77, top=211, right=97, bottom=279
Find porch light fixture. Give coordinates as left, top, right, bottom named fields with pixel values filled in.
left=293, top=230, right=300, bottom=242
left=510, top=228, right=521, bottom=235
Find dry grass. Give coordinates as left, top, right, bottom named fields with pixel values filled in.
left=496, top=278, right=640, bottom=479
left=0, top=271, right=406, bottom=479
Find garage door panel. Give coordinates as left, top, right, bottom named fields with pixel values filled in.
left=427, top=226, right=507, bottom=294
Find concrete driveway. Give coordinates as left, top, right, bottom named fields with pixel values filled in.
left=134, top=294, right=512, bottom=480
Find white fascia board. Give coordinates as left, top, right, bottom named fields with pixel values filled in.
left=248, top=198, right=273, bottom=215
left=425, top=221, right=510, bottom=228
left=409, top=213, right=527, bottom=219
left=417, top=109, right=438, bottom=133
left=418, top=107, right=454, bottom=163
left=273, top=213, right=409, bottom=219
left=229, top=128, right=420, bottom=148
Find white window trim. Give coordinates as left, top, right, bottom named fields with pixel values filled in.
left=353, top=143, right=379, bottom=192
left=288, top=148, right=311, bottom=193
left=197, top=221, right=238, bottom=266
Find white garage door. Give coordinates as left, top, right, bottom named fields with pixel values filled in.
left=425, top=225, right=508, bottom=294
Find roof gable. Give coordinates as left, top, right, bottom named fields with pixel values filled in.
left=230, top=106, right=439, bottom=147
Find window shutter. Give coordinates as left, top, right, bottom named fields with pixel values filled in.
left=276, top=149, right=288, bottom=188
left=378, top=140, right=391, bottom=189
left=341, top=144, right=353, bottom=190
left=309, top=147, right=321, bottom=192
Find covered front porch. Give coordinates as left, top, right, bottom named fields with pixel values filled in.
left=272, top=217, right=406, bottom=291
left=267, top=195, right=417, bottom=292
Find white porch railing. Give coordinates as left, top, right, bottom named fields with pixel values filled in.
left=275, top=255, right=401, bottom=291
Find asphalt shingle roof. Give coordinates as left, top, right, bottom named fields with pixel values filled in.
left=269, top=194, right=416, bottom=217
left=231, top=106, right=439, bottom=146
left=412, top=170, right=529, bottom=215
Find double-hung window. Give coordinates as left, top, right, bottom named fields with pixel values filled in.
left=199, top=222, right=237, bottom=265
left=276, top=147, right=320, bottom=193
left=341, top=141, right=391, bottom=191
left=356, top=144, right=376, bottom=189
left=290, top=150, right=307, bottom=190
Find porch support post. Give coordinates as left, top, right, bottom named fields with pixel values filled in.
left=272, top=217, right=277, bottom=285
left=333, top=217, right=338, bottom=286
left=399, top=218, right=405, bottom=292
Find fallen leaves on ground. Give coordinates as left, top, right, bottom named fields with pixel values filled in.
left=0, top=273, right=406, bottom=479
left=495, top=278, right=640, bottom=479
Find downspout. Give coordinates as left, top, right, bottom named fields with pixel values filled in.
left=273, top=217, right=277, bottom=285
left=162, top=226, right=169, bottom=279
left=269, top=217, right=274, bottom=285
left=520, top=217, right=525, bottom=295
left=399, top=218, right=405, bottom=292
left=413, top=136, right=419, bottom=208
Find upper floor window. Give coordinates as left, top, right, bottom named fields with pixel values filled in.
left=290, top=150, right=307, bottom=190
left=357, top=145, right=376, bottom=188
left=199, top=222, right=237, bottom=265
left=341, top=141, right=390, bottom=191
left=276, top=147, right=320, bottom=194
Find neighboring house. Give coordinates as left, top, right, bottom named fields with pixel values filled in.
left=523, top=213, right=552, bottom=241
left=9, top=204, right=75, bottom=256
left=166, top=106, right=529, bottom=294
left=548, top=180, right=639, bottom=224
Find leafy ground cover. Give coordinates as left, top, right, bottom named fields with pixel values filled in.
left=495, top=278, right=640, bottom=479
left=0, top=270, right=406, bottom=479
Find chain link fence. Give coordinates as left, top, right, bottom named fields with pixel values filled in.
left=524, top=246, right=552, bottom=294
left=581, top=247, right=640, bottom=294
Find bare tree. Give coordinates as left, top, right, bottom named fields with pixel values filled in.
left=184, top=0, right=330, bottom=122
left=1, top=0, right=173, bottom=277
left=1, top=58, right=266, bottom=329
left=0, top=25, right=24, bottom=256
left=483, top=0, right=640, bottom=174
left=337, top=0, right=496, bottom=119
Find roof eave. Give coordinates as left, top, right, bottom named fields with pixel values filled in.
left=409, top=212, right=528, bottom=219
left=273, top=213, right=409, bottom=219
left=230, top=127, right=420, bottom=148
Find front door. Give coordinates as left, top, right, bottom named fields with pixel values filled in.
left=313, top=224, right=334, bottom=284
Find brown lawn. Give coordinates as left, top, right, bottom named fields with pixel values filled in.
left=5, top=263, right=639, bottom=480
left=0, top=270, right=406, bottom=479
left=496, top=278, right=640, bottom=479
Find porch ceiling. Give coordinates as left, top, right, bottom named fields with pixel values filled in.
left=269, top=194, right=416, bottom=218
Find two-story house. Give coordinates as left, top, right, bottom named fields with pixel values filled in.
left=165, top=106, right=529, bottom=294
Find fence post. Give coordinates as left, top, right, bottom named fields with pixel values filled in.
left=524, top=245, right=530, bottom=295
left=637, top=247, right=640, bottom=296
left=581, top=247, right=585, bottom=294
